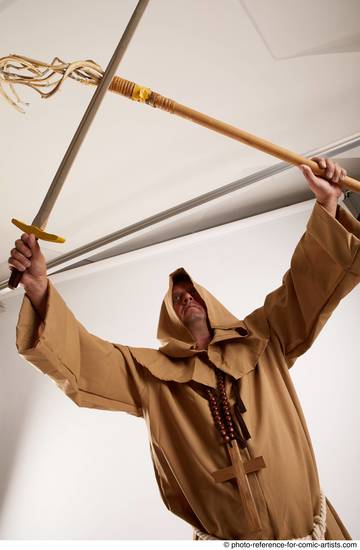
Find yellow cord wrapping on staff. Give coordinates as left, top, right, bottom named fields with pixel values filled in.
left=132, top=83, right=152, bottom=102
left=107, top=74, right=152, bottom=103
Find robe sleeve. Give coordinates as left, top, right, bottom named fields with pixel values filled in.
left=263, top=201, right=360, bottom=365
left=16, top=280, right=146, bottom=417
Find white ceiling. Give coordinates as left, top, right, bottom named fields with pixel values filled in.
left=1, top=0, right=360, bottom=290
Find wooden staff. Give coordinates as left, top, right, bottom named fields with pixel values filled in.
left=108, top=75, right=360, bottom=193
left=7, top=0, right=149, bottom=289
left=2, top=56, right=359, bottom=194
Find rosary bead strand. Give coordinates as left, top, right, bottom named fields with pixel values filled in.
left=206, top=369, right=251, bottom=448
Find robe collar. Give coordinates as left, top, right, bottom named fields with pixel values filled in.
left=130, top=319, right=268, bottom=389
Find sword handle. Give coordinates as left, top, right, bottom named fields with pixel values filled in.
left=8, top=268, right=22, bottom=289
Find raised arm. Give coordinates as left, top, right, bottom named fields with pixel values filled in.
left=9, top=235, right=147, bottom=417
left=259, top=158, right=360, bottom=366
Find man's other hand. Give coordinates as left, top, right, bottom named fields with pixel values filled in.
left=298, top=157, right=347, bottom=216
left=8, top=233, right=48, bottom=295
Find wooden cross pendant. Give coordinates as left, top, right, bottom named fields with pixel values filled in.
left=212, top=440, right=266, bottom=532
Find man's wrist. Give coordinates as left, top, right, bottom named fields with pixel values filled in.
left=25, top=277, right=49, bottom=320
left=25, top=276, right=48, bottom=296
left=316, top=198, right=338, bottom=218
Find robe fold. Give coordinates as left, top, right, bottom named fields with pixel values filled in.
left=16, top=201, right=360, bottom=539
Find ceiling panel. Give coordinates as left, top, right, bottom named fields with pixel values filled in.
left=240, top=0, right=360, bottom=58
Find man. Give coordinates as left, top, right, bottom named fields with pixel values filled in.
left=9, top=158, right=360, bottom=539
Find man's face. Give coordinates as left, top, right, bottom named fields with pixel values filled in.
left=172, top=280, right=208, bottom=327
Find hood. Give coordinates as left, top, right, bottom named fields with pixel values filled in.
left=129, top=267, right=269, bottom=387
left=157, top=267, right=249, bottom=357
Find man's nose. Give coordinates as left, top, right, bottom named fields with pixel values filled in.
left=182, top=293, right=193, bottom=305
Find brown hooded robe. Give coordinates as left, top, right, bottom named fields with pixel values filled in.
left=16, top=201, right=360, bottom=540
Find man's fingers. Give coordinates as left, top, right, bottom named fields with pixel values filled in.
left=299, top=164, right=314, bottom=177
left=11, top=248, right=31, bottom=266
left=332, top=163, right=342, bottom=183
left=21, top=233, right=40, bottom=253
left=324, top=159, right=335, bottom=180
left=300, top=161, right=338, bottom=185
left=8, top=256, right=27, bottom=271
left=299, top=164, right=317, bottom=186
left=15, top=238, right=32, bottom=258
left=310, top=157, right=347, bottom=184
left=311, top=157, right=327, bottom=170
left=10, top=233, right=42, bottom=273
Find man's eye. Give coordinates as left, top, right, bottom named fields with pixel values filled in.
left=173, top=296, right=181, bottom=303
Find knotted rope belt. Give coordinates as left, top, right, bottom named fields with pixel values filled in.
left=193, top=489, right=327, bottom=540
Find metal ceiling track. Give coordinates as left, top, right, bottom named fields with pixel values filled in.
left=1, top=133, right=359, bottom=292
